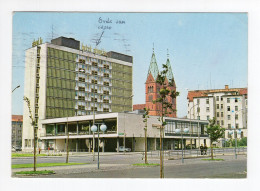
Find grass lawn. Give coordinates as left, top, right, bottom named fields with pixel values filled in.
left=12, top=162, right=87, bottom=169
left=15, top=170, right=54, bottom=175
left=132, top=163, right=159, bottom=166
left=201, top=158, right=224, bottom=161
left=12, top=153, right=47, bottom=158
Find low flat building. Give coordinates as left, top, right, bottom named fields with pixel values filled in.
left=30, top=112, right=209, bottom=152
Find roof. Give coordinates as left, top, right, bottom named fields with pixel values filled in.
left=147, top=51, right=159, bottom=80
left=165, top=58, right=174, bottom=81
left=133, top=104, right=146, bottom=111
left=187, top=87, right=247, bottom=102
left=12, top=115, right=23, bottom=122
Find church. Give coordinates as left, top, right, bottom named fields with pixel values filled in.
left=133, top=48, right=177, bottom=117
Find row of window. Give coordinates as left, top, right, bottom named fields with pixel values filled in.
left=198, top=97, right=240, bottom=104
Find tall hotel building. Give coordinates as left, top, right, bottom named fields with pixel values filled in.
left=22, top=37, right=133, bottom=150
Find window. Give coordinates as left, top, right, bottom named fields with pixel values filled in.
left=91, top=89, right=97, bottom=93
left=103, top=90, right=109, bottom=95
left=221, top=112, right=223, bottom=117
left=92, top=62, right=98, bottom=67
left=103, top=99, right=109, bottom=103
left=216, top=96, right=219, bottom=101
left=79, top=59, right=86, bottom=64
left=235, top=98, right=238, bottom=103
left=236, top=123, right=239, bottom=129
left=206, top=107, right=210, bottom=112
left=206, top=99, right=209, bottom=104
left=227, top=106, right=230, bottom=111
left=103, top=108, right=109, bottom=112
left=197, top=107, right=200, bottom=113
left=78, top=105, right=85, bottom=110
left=217, top=104, right=219, bottom=109
left=79, top=68, right=85, bottom=73
left=227, top=98, right=230, bottom=103
left=149, top=95, right=153, bottom=102
left=103, top=64, right=109, bottom=69
left=78, top=96, right=85, bottom=101
left=91, top=97, right=97, bottom=102
left=217, top=121, right=220, bottom=125
left=207, top=116, right=210, bottom=120
left=235, top=106, right=238, bottom=111
left=103, top=82, right=109, bottom=86
left=228, top=124, right=231, bottom=128
left=221, top=120, right=224, bottom=125
left=92, top=71, right=98, bottom=75
left=221, top=97, right=223, bottom=101
left=104, top=73, right=109, bottom=78
left=228, top=115, right=231, bottom=120
left=197, top=116, right=200, bottom=120
left=91, top=79, right=97, bottom=84
left=235, top=114, right=238, bottom=120
left=79, top=77, right=85, bottom=82
left=79, top=87, right=85, bottom=92
left=221, top=104, right=223, bottom=109
left=217, top=112, right=219, bottom=117
left=91, top=107, right=97, bottom=111
left=197, top=99, right=200, bottom=104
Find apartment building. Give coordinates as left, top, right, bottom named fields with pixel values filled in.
left=187, top=85, right=247, bottom=145
left=23, top=36, right=133, bottom=151
left=12, top=115, right=23, bottom=148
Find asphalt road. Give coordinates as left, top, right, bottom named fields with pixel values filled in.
left=12, top=153, right=247, bottom=178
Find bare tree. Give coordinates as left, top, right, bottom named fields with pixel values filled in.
left=23, top=96, right=37, bottom=171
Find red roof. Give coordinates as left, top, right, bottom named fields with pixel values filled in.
left=12, top=115, right=23, bottom=122
left=133, top=104, right=146, bottom=111
left=187, top=88, right=248, bottom=102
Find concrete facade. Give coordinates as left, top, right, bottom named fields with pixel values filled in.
left=37, top=112, right=209, bottom=152
left=23, top=37, right=133, bottom=151
left=187, top=85, right=247, bottom=147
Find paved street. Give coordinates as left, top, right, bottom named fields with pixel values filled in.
left=12, top=152, right=247, bottom=178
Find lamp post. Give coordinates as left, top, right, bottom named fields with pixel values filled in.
left=91, top=123, right=107, bottom=169
left=230, top=109, right=244, bottom=159
left=12, top=85, right=20, bottom=93
left=176, top=126, right=189, bottom=163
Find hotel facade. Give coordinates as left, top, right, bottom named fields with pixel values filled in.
left=23, top=37, right=133, bottom=151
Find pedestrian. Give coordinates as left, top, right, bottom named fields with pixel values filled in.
left=204, top=145, right=207, bottom=155
left=200, top=144, right=204, bottom=155
left=38, top=147, right=41, bottom=154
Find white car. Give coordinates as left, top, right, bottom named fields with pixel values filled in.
left=116, top=146, right=131, bottom=152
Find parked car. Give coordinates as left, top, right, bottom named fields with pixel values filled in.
left=12, top=146, right=22, bottom=152
left=115, top=146, right=131, bottom=152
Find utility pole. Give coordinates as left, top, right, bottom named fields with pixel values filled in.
left=143, top=108, right=149, bottom=164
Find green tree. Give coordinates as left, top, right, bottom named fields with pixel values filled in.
left=153, top=64, right=179, bottom=178
left=206, top=118, right=225, bottom=159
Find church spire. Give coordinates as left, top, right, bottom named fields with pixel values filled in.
left=165, top=50, right=174, bottom=81
left=147, top=46, right=159, bottom=80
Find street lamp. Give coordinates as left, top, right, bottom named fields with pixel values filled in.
left=176, top=126, right=189, bottom=163
left=91, top=123, right=107, bottom=169
left=12, top=85, right=20, bottom=93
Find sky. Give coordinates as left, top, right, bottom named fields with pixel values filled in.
left=12, top=12, right=248, bottom=117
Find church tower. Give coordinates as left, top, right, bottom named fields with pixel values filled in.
left=145, top=49, right=177, bottom=117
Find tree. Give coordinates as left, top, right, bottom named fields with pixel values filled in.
left=142, top=107, right=149, bottom=164
left=205, top=118, right=225, bottom=159
left=23, top=96, right=37, bottom=171
left=153, top=64, right=179, bottom=178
